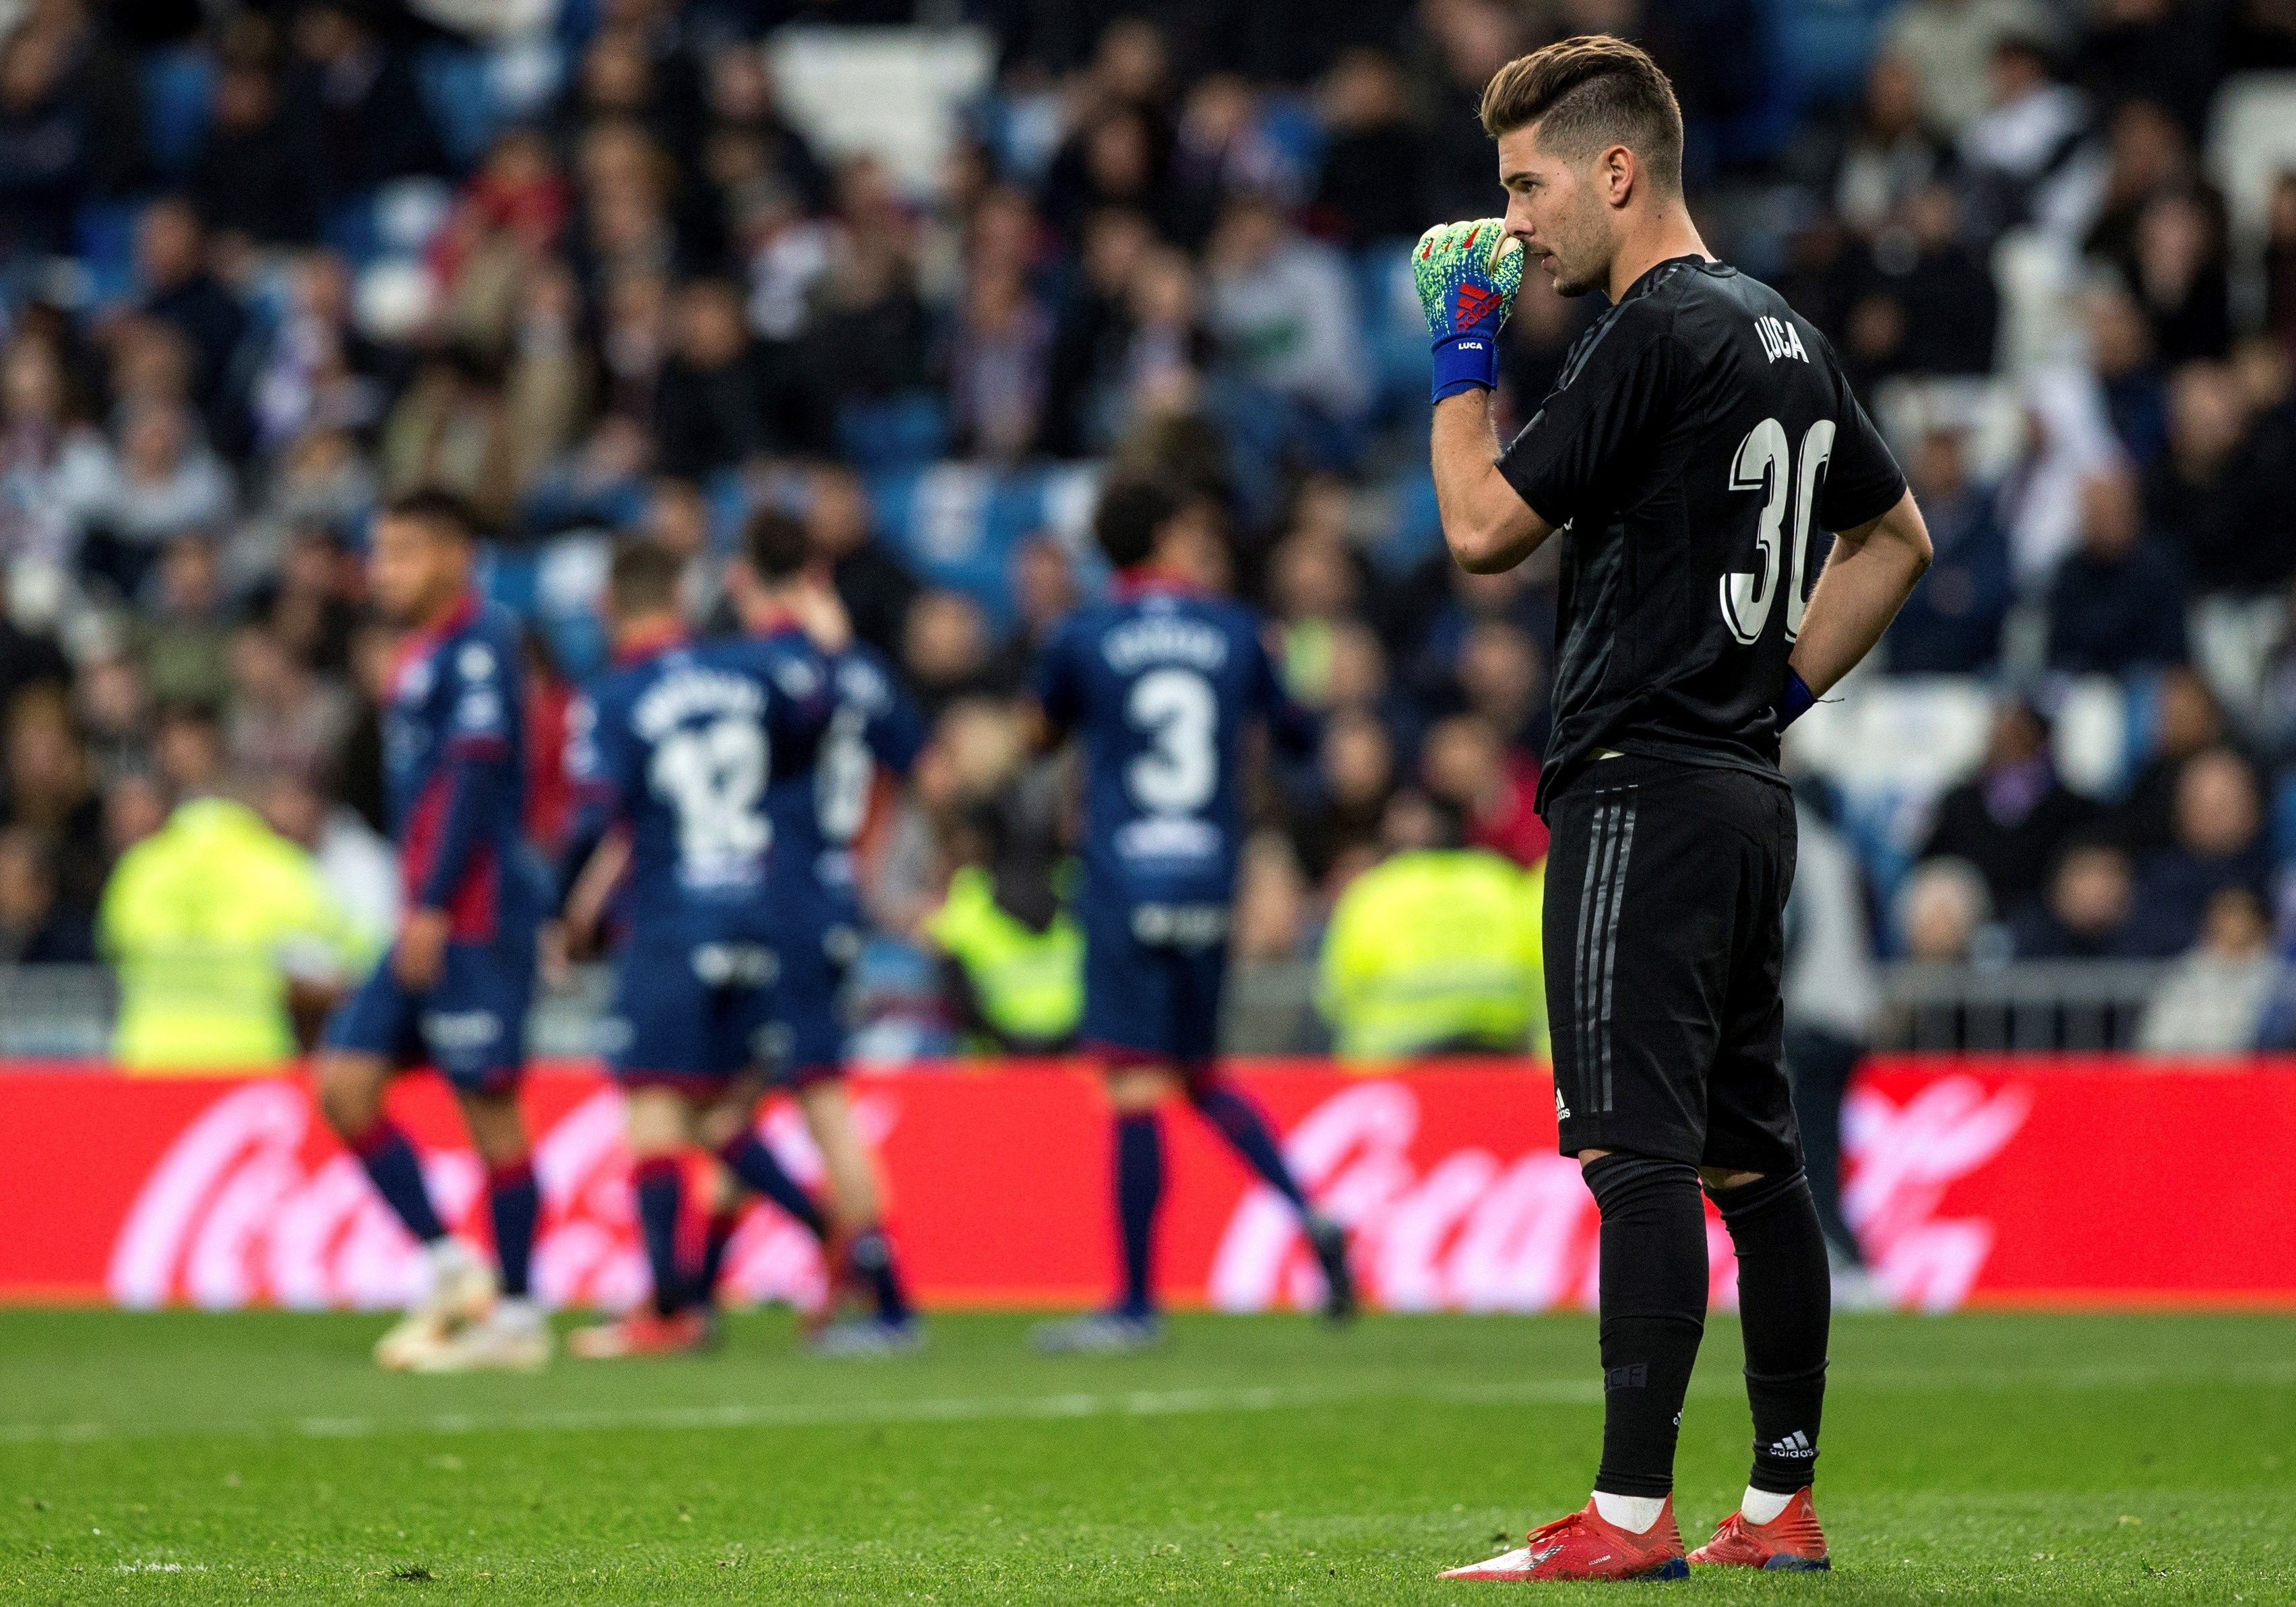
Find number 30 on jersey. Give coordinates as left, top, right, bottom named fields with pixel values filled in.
left=1720, top=416, right=1836, bottom=647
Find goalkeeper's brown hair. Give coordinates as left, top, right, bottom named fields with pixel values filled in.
left=1479, top=35, right=1684, bottom=197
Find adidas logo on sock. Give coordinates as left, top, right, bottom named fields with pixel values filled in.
left=1767, top=1430, right=1815, bottom=1459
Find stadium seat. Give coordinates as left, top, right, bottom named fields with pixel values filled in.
left=2207, top=73, right=2296, bottom=251
left=417, top=44, right=501, bottom=171
left=140, top=48, right=217, bottom=183
left=766, top=28, right=995, bottom=195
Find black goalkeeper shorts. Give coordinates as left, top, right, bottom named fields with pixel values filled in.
left=1544, top=754, right=1803, bottom=1174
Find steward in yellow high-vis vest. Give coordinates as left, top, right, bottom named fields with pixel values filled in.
left=1319, top=848, right=1547, bottom=1063
left=927, top=862, right=1083, bottom=1053
left=99, top=796, right=373, bottom=1073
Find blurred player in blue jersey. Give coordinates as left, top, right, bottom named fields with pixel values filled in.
left=554, top=537, right=844, bottom=1358
left=315, top=491, right=552, bottom=1372
left=691, top=507, right=925, bottom=1356
left=1029, top=479, right=1355, bottom=1353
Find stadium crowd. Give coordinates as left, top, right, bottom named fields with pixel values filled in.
left=2, top=0, right=2295, bottom=1058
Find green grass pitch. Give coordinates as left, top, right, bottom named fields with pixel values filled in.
left=2, top=1308, right=2291, bottom=1602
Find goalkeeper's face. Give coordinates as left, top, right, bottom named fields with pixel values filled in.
left=1496, top=125, right=1613, bottom=299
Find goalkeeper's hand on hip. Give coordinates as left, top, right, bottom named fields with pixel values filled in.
left=1414, top=218, right=1525, bottom=405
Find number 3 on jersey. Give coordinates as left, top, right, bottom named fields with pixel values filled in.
left=1720, top=416, right=1836, bottom=646
left=1126, top=667, right=1216, bottom=814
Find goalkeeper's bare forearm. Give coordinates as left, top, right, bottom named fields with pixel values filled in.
left=1433, top=388, right=1554, bottom=575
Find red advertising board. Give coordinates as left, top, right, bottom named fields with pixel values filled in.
left=2, top=1058, right=2292, bottom=1311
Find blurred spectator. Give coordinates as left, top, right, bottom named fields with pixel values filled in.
left=1309, top=49, right=1425, bottom=245
left=1232, top=829, right=1311, bottom=965
left=256, top=767, right=394, bottom=948
left=1845, top=184, right=1998, bottom=380
left=1898, top=855, right=1993, bottom=962
left=1884, top=0, right=2055, bottom=136
left=925, top=801, right=1081, bottom=1055
left=1918, top=699, right=2097, bottom=920
left=949, top=267, right=1053, bottom=461
left=0, top=824, right=94, bottom=964
left=2265, top=172, right=2296, bottom=345
left=2009, top=839, right=2140, bottom=957
left=2044, top=464, right=2188, bottom=674
left=281, top=1, right=443, bottom=206
left=1204, top=193, right=1369, bottom=445
left=2146, top=361, right=2289, bottom=594
left=133, top=199, right=247, bottom=418
left=1291, top=705, right=1395, bottom=884
left=2121, top=189, right=2232, bottom=365
left=2079, top=0, right=2225, bottom=135
left=2086, top=284, right=2169, bottom=468
left=653, top=278, right=778, bottom=478
left=1955, top=34, right=2104, bottom=245
left=1884, top=427, right=2011, bottom=672
left=1, top=683, right=105, bottom=912
left=74, top=651, right=150, bottom=784
left=191, top=55, right=320, bottom=249
left=2000, top=368, right=2123, bottom=588
left=84, top=402, right=235, bottom=571
left=98, top=785, right=367, bottom=1073
left=1317, top=791, right=1545, bottom=1062
left=2138, top=886, right=2278, bottom=1052
left=1834, top=55, right=1947, bottom=237
left=0, top=24, right=98, bottom=263
left=904, top=590, right=997, bottom=726
left=1419, top=713, right=1546, bottom=867
left=988, top=534, right=1080, bottom=691
left=0, top=565, right=67, bottom=714
left=2116, top=666, right=2227, bottom=855
left=129, top=535, right=235, bottom=709
left=1043, top=208, right=1158, bottom=459
left=225, top=623, right=353, bottom=784
left=2128, top=746, right=2272, bottom=956
left=807, top=462, right=919, bottom=662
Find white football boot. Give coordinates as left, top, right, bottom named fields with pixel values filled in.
left=374, top=1239, right=497, bottom=1370
left=408, top=1297, right=553, bottom=1373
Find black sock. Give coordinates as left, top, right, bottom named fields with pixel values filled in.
left=716, top=1133, right=828, bottom=1242
left=848, top=1226, right=912, bottom=1324
left=1114, top=1112, right=1162, bottom=1317
left=1710, top=1168, right=1830, bottom=1494
left=633, top=1158, right=686, bottom=1318
left=693, top=1206, right=741, bottom=1305
left=1188, top=1079, right=1307, bottom=1212
left=1584, top=1151, right=1708, bottom=1499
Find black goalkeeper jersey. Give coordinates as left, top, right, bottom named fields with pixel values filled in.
left=1497, top=255, right=1906, bottom=815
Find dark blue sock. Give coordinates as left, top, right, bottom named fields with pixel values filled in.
left=351, top=1122, right=446, bottom=1244
left=718, top=1133, right=828, bottom=1242
left=1115, top=1112, right=1163, bottom=1317
left=1191, top=1081, right=1308, bottom=1213
left=487, top=1158, right=539, bottom=1298
left=848, top=1226, right=912, bottom=1324
left=693, top=1207, right=741, bottom=1304
left=633, top=1157, right=687, bottom=1317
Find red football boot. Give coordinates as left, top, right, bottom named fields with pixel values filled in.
left=567, top=1308, right=715, bottom=1359
left=1441, top=1498, right=1688, bottom=1582
left=1689, top=1488, right=1830, bottom=1572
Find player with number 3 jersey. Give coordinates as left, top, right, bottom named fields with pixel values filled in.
left=1027, top=479, right=1354, bottom=1354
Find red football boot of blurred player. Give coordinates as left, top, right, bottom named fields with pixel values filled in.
left=568, top=1309, right=714, bottom=1359
left=1440, top=1497, right=1688, bottom=1581
left=1689, top=1488, right=1830, bottom=1571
